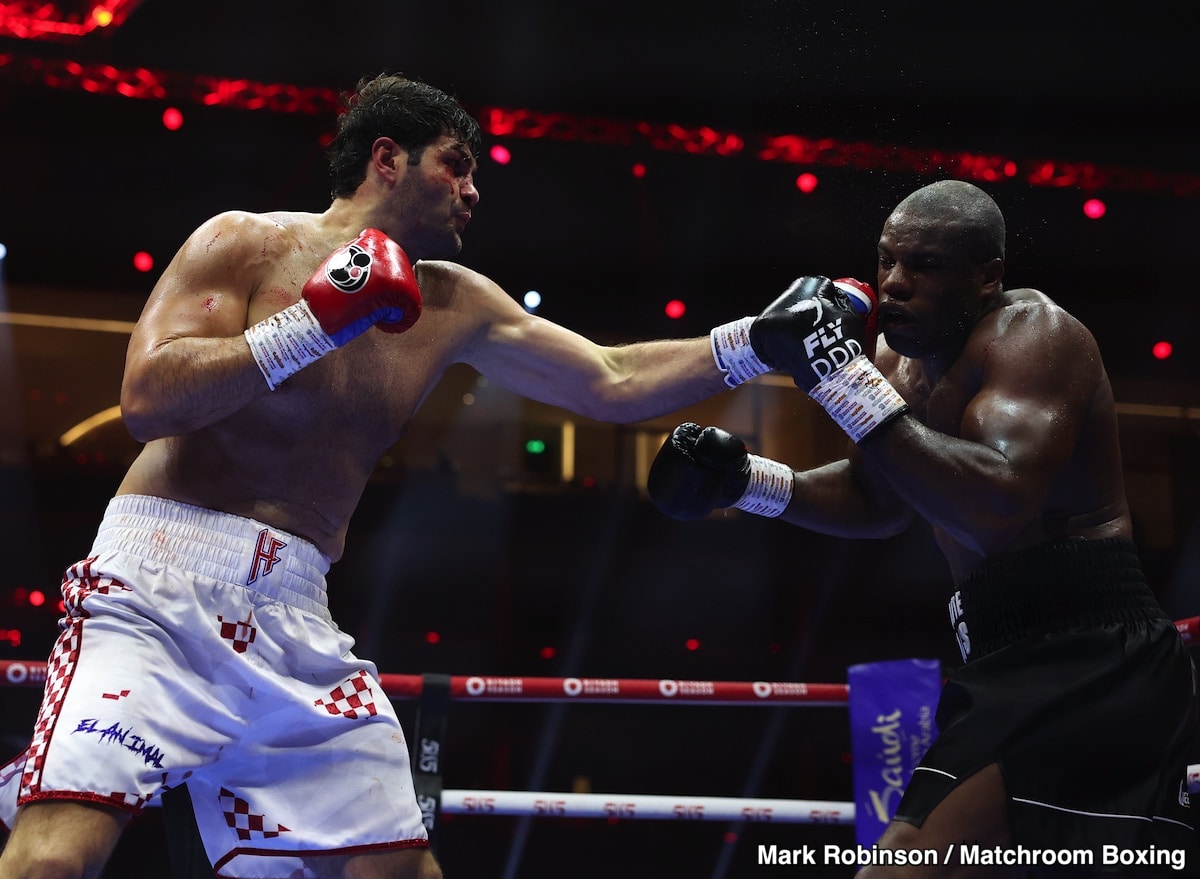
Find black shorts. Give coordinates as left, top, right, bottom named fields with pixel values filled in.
left=894, top=538, right=1199, bottom=874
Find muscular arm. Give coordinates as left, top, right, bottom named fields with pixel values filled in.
left=120, top=212, right=280, bottom=441
left=856, top=304, right=1098, bottom=555
left=444, top=264, right=730, bottom=423
left=779, top=455, right=915, bottom=538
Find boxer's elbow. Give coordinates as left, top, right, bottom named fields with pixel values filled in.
left=871, top=505, right=916, bottom=538
left=120, top=365, right=186, bottom=442
left=120, top=383, right=169, bottom=443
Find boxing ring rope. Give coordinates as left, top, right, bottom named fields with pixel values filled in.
left=0, top=662, right=847, bottom=704
left=3, top=614, right=1199, bottom=820
left=4, top=613, right=1195, bottom=696
left=437, top=789, right=853, bottom=824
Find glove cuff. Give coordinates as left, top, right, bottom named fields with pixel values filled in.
left=244, top=300, right=339, bottom=390
left=711, top=317, right=771, bottom=389
left=808, top=355, right=909, bottom=442
left=733, top=454, right=793, bottom=518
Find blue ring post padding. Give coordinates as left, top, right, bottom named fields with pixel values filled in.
left=848, top=658, right=943, bottom=848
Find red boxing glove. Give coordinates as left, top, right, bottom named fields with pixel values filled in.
left=245, top=229, right=422, bottom=389
left=302, top=228, right=422, bottom=344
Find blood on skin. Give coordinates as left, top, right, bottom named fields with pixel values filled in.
left=263, top=287, right=294, bottom=307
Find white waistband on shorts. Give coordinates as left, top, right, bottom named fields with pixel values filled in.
left=92, top=494, right=332, bottom=617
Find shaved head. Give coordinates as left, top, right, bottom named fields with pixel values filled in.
left=890, top=180, right=1006, bottom=265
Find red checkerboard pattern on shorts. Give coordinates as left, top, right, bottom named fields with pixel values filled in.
left=21, top=559, right=135, bottom=804
left=314, top=670, right=378, bottom=719
left=219, top=787, right=291, bottom=841
left=217, top=611, right=257, bottom=654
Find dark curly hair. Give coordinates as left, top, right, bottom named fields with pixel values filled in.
left=327, top=73, right=482, bottom=199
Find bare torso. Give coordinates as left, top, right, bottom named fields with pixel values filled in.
left=114, top=208, right=725, bottom=562
left=117, top=212, right=479, bottom=560
left=876, top=288, right=1131, bottom=582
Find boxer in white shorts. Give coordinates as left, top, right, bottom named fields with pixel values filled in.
left=0, top=495, right=428, bottom=876
left=0, top=73, right=777, bottom=878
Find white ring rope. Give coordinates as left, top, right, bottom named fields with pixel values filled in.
left=440, top=789, right=854, bottom=824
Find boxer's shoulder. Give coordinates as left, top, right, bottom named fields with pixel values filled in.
left=979, top=291, right=1094, bottom=355
left=413, top=259, right=512, bottom=313
left=181, top=210, right=309, bottom=266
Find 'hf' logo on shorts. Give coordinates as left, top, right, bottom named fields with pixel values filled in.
left=248, top=529, right=287, bottom=586
left=325, top=243, right=372, bottom=293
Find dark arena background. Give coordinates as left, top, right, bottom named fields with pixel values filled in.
left=0, top=1, right=1197, bottom=877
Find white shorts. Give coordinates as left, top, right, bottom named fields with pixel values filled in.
left=0, top=494, right=429, bottom=877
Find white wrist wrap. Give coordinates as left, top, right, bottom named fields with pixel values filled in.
left=808, top=354, right=908, bottom=442
left=710, top=317, right=771, bottom=389
left=244, top=300, right=339, bottom=390
left=733, top=454, right=793, bottom=518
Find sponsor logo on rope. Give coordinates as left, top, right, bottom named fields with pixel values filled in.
left=461, top=795, right=495, bottom=813
left=658, top=680, right=715, bottom=698
left=753, top=681, right=809, bottom=698
left=5, top=662, right=47, bottom=686
left=534, top=798, right=566, bottom=815
left=465, top=676, right=523, bottom=696
left=563, top=677, right=621, bottom=696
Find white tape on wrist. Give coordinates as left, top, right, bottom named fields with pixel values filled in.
left=244, top=300, right=339, bottom=390
left=733, top=454, right=793, bottom=518
left=710, top=317, right=771, bottom=389
left=807, top=354, right=908, bottom=442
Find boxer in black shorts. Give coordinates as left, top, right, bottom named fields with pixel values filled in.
left=648, top=179, right=1198, bottom=877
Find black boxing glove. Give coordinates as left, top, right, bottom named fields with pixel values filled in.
left=715, top=277, right=908, bottom=442
left=647, top=422, right=793, bottom=520
left=709, top=276, right=876, bottom=389
left=747, top=276, right=875, bottom=390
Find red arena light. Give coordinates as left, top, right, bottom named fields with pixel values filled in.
left=795, top=172, right=819, bottom=192
left=489, top=144, right=511, bottom=165
left=685, top=638, right=700, bottom=652
left=631, top=162, right=647, bottom=179
left=0, top=0, right=143, bottom=41
left=424, top=630, right=441, bottom=644
left=132, top=251, right=154, bottom=272
left=162, top=106, right=183, bottom=130
left=1083, top=198, right=1106, bottom=219
left=1152, top=341, right=1173, bottom=360
left=664, top=299, right=686, bottom=319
